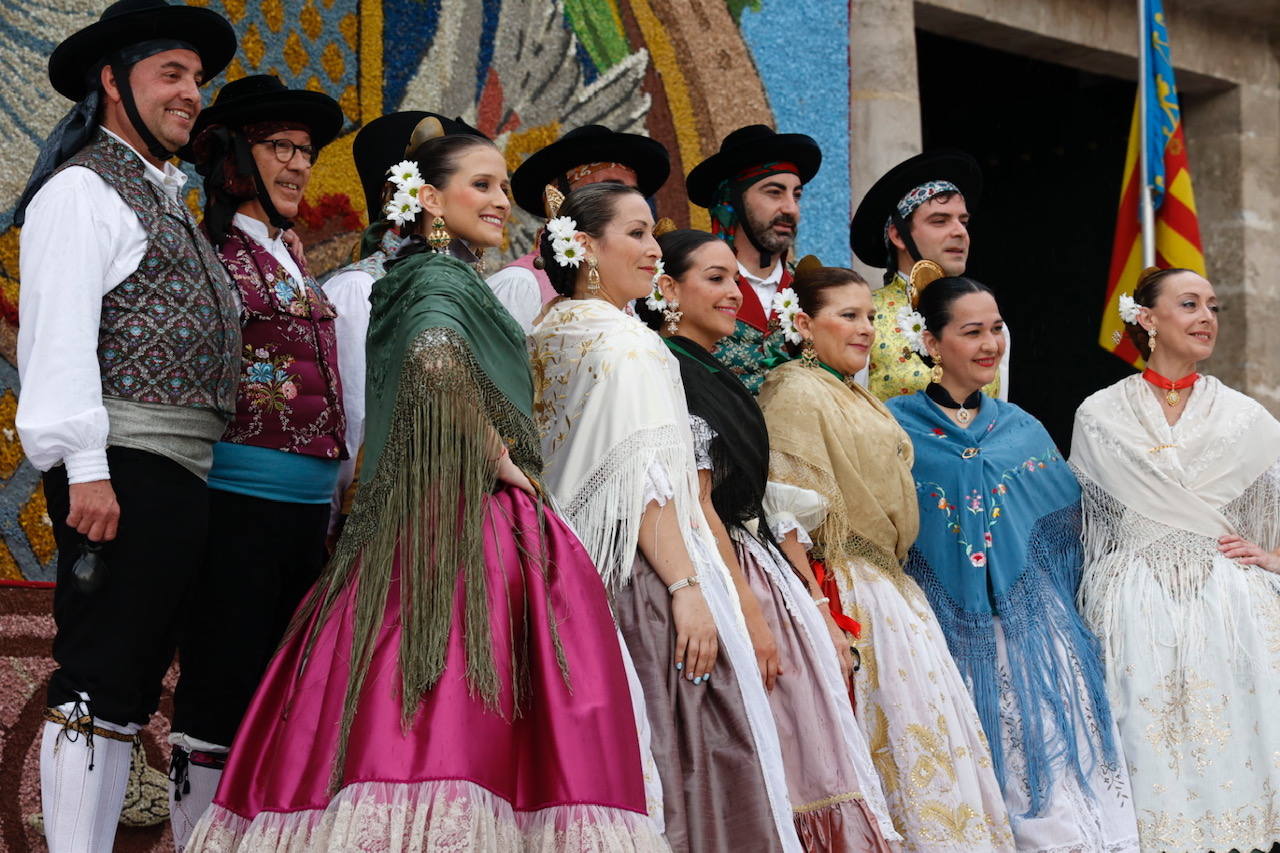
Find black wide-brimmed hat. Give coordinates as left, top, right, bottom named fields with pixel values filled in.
left=685, top=125, right=822, bottom=208
left=49, top=0, right=236, bottom=102
left=510, top=125, right=670, bottom=216
left=353, top=111, right=487, bottom=215
left=184, top=74, right=345, bottom=158
left=849, top=149, right=982, bottom=269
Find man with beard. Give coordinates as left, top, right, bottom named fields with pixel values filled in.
left=848, top=149, right=1010, bottom=400
left=686, top=125, right=822, bottom=393
left=13, top=1, right=239, bottom=849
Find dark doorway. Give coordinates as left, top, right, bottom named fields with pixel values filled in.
left=917, top=30, right=1136, bottom=450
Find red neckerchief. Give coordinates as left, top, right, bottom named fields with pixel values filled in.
left=735, top=264, right=794, bottom=332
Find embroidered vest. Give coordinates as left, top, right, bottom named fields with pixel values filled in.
left=867, top=273, right=1000, bottom=402
left=62, top=132, right=240, bottom=414
left=217, top=226, right=347, bottom=459
left=712, top=267, right=793, bottom=394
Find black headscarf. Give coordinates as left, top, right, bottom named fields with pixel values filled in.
left=665, top=336, right=774, bottom=544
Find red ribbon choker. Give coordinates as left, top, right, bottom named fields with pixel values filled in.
left=1142, top=368, right=1198, bottom=406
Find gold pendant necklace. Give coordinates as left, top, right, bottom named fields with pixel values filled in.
left=956, top=405, right=971, bottom=424
left=1165, top=389, right=1180, bottom=406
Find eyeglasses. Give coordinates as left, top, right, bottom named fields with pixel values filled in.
left=256, top=138, right=316, bottom=165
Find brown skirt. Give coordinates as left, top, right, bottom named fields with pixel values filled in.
left=613, top=553, right=783, bottom=853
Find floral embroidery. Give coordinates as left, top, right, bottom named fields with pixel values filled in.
left=241, top=345, right=299, bottom=412
left=917, top=448, right=1060, bottom=559
left=931, top=427, right=947, bottom=438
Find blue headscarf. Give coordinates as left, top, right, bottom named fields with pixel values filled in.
left=887, top=391, right=1116, bottom=818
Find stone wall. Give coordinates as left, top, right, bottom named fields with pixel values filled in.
left=851, top=0, right=1280, bottom=413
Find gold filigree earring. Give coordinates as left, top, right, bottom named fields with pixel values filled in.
left=930, top=353, right=944, bottom=384
left=586, top=257, right=601, bottom=294
left=427, top=216, right=451, bottom=253
left=662, top=300, right=683, bottom=334
left=1148, top=327, right=1158, bottom=353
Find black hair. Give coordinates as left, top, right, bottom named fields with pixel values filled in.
left=636, top=229, right=721, bottom=330
left=1124, top=266, right=1198, bottom=360
left=915, top=275, right=995, bottom=366
left=883, top=189, right=962, bottom=286
left=537, top=182, right=644, bottom=297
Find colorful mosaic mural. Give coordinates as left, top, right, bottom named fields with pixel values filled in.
left=0, top=0, right=853, bottom=584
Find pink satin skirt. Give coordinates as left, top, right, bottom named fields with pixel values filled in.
left=188, top=485, right=666, bottom=851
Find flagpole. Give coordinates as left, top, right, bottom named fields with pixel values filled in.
left=1138, top=0, right=1157, bottom=267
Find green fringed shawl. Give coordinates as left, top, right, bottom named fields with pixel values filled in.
left=290, top=248, right=549, bottom=785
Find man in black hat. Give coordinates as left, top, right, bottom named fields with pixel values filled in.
left=163, top=74, right=346, bottom=848
left=848, top=150, right=1010, bottom=401
left=13, top=2, right=238, bottom=849
left=685, top=124, right=822, bottom=393
left=489, top=124, right=669, bottom=331
left=321, top=111, right=488, bottom=537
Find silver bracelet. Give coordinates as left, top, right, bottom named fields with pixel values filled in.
left=667, top=575, right=701, bottom=595
left=813, top=596, right=830, bottom=607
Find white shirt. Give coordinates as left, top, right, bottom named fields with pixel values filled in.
left=231, top=211, right=304, bottom=284
left=852, top=269, right=1012, bottom=400
left=16, top=129, right=189, bottom=483
left=738, top=259, right=784, bottom=314
left=321, top=266, right=374, bottom=526
left=485, top=263, right=543, bottom=333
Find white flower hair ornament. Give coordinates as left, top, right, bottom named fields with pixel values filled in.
left=1118, top=293, right=1141, bottom=324
left=644, top=260, right=668, bottom=312
left=546, top=216, right=585, bottom=268
left=385, top=160, right=425, bottom=225
left=772, top=287, right=803, bottom=346
left=896, top=305, right=930, bottom=357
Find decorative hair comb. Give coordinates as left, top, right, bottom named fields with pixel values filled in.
left=542, top=184, right=565, bottom=218
left=405, top=116, right=445, bottom=157
left=908, top=259, right=945, bottom=308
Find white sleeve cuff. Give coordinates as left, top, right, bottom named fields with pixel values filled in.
left=64, top=447, right=111, bottom=484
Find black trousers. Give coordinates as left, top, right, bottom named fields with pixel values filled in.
left=172, top=488, right=329, bottom=746
left=44, top=447, right=210, bottom=728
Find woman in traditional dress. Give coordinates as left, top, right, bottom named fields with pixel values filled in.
left=637, top=229, right=898, bottom=850
left=186, top=119, right=665, bottom=852
left=757, top=263, right=1014, bottom=853
left=1073, top=266, right=1280, bottom=853
left=529, top=184, right=799, bottom=852
left=885, top=273, right=1139, bottom=852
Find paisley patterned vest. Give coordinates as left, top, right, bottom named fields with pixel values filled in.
left=867, top=272, right=1000, bottom=402
left=217, top=225, right=347, bottom=459
left=712, top=266, right=794, bottom=395
left=62, top=132, right=240, bottom=414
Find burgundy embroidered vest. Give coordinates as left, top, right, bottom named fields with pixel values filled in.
left=62, top=132, right=240, bottom=414
left=217, top=226, right=347, bottom=459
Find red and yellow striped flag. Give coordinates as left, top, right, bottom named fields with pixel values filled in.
left=1099, top=0, right=1206, bottom=368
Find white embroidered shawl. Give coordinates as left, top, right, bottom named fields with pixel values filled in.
left=530, top=298, right=701, bottom=592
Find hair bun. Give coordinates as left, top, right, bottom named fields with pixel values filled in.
left=908, top=259, right=945, bottom=308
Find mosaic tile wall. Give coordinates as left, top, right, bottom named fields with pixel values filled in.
left=0, top=0, right=853, bottom=583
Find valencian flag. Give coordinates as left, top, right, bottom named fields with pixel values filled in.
left=1099, top=0, right=1206, bottom=367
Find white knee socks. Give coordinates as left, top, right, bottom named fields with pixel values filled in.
left=39, top=703, right=136, bottom=853
left=168, top=733, right=228, bottom=852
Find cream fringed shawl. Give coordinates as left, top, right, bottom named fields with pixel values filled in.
left=529, top=299, right=700, bottom=592
left=531, top=298, right=803, bottom=853
left=758, top=361, right=919, bottom=579
left=1070, top=374, right=1280, bottom=668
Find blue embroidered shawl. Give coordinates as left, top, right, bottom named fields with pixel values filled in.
left=887, top=391, right=1116, bottom=817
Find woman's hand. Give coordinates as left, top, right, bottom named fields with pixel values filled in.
left=1218, top=535, right=1280, bottom=574
left=495, top=449, right=535, bottom=495
left=672, top=586, right=718, bottom=683
left=744, top=608, right=782, bottom=691
left=823, top=609, right=856, bottom=683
